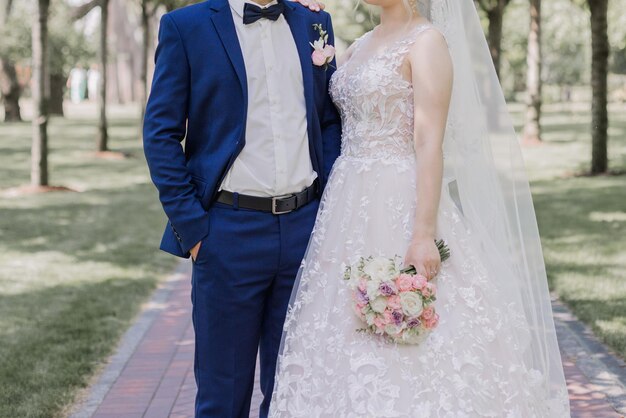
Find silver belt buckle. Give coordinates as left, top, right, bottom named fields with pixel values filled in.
left=272, top=194, right=295, bottom=215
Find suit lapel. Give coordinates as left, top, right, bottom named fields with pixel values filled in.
left=281, top=1, right=320, bottom=174
left=210, top=0, right=248, bottom=100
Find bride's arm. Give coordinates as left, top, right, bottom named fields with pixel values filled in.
left=404, top=29, right=453, bottom=280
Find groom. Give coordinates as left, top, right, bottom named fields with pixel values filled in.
left=143, top=0, right=341, bottom=416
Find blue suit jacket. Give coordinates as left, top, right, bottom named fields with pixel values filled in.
left=143, top=0, right=342, bottom=258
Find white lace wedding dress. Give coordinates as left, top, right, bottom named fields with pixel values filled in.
left=269, top=24, right=570, bottom=418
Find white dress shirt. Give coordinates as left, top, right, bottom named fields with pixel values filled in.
left=220, top=0, right=317, bottom=197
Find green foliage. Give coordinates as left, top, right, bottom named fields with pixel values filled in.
left=609, top=0, right=626, bottom=74
left=541, top=0, right=589, bottom=87
left=325, top=0, right=377, bottom=43
left=0, top=2, right=31, bottom=63
left=0, top=1, right=95, bottom=76
left=49, top=1, right=96, bottom=74
left=500, top=0, right=529, bottom=94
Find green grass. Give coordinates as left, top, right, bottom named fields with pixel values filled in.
left=513, top=102, right=626, bottom=358
left=0, top=103, right=177, bottom=417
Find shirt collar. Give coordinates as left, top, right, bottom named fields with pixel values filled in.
left=229, top=0, right=280, bottom=18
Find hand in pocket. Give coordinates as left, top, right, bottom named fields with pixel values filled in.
left=191, top=241, right=202, bottom=262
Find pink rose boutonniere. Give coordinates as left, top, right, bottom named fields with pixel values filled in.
left=311, top=23, right=335, bottom=70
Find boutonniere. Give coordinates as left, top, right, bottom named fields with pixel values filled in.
left=311, top=23, right=336, bottom=70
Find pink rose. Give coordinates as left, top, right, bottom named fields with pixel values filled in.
left=383, top=309, right=394, bottom=324
left=312, top=50, right=327, bottom=66
left=358, top=278, right=367, bottom=292
left=387, top=295, right=402, bottom=310
left=396, top=274, right=414, bottom=292
left=373, top=315, right=387, bottom=330
left=424, top=313, right=439, bottom=329
left=421, top=306, right=435, bottom=321
left=411, top=275, right=428, bottom=290
left=323, top=44, right=335, bottom=60
left=421, top=283, right=436, bottom=298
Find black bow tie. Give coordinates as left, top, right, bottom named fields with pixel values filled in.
left=243, top=2, right=285, bottom=25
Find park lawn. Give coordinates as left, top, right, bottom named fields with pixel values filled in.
left=515, top=102, right=626, bottom=358
left=0, top=103, right=178, bottom=417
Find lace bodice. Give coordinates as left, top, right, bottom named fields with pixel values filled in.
left=330, top=24, right=435, bottom=160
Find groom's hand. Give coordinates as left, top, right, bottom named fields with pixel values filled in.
left=292, top=0, right=325, bottom=12
left=190, top=241, right=202, bottom=262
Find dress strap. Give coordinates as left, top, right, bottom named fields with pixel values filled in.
left=387, top=23, right=440, bottom=70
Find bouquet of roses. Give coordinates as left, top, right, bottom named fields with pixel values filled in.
left=343, top=240, right=450, bottom=345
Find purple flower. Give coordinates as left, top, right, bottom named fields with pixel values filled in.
left=379, top=282, right=397, bottom=297
left=356, top=288, right=369, bottom=305
left=406, top=317, right=422, bottom=329
left=392, top=310, right=404, bottom=325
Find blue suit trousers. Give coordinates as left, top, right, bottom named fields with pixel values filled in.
left=190, top=199, right=319, bottom=418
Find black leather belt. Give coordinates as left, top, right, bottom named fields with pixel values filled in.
left=216, top=180, right=319, bottom=215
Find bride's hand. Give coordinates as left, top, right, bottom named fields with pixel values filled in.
left=291, top=0, right=325, bottom=12
left=405, top=238, right=441, bottom=280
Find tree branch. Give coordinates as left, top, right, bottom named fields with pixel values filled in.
left=71, top=0, right=103, bottom=21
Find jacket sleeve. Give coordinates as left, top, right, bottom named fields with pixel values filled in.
left=320, top=13, right=343, bottom=183
left=143, top=14, right=208, bottom=255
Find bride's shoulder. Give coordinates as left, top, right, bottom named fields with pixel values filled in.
left=410, top=22, right=447, bottom=47
left=407, top=24, right=452, bottom=80
left=407, top=23, right=450, bottom=58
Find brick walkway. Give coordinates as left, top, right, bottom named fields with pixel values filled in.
left=70, top=262, right=626, bottom=418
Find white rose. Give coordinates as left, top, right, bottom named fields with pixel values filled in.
left=363, top=257, right=394, bottom=283
left=312, top=39, right=325, bottom=52
left=370, top=296, right=388, bottom=313
left=400, top=292, right=424, bottom=317
left=385, top=324, right=403, bottom=336
left=365, top=311, right=376, bottom=326
left=366, top=280, right=381, bottom=299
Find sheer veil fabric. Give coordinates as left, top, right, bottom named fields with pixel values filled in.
left=422, top=0, right=570, bottom=407
left=268, top=0, right=570, bottom=416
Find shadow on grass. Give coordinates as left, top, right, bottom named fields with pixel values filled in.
left=0, top=276, right=157, bottom=418
left=0, top=182, right=170, bottom=270
left=532, top=175, right=626, bottom=357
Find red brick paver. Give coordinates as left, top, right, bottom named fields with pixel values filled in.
left=90, top=265, right=622, bottom=418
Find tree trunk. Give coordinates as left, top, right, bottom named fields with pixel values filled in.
left=140, top=0, right=150, bottom=126
left=31, top=0, right=50, bottom=187
left=97, top=0, right=109, bottom=152
left=0, top=0, right=12, bottom=25
left=0, top=0, right=21, bottom=122
left=0, top=57, right=21, bottom=121
left=486, top=1, right=505, bottom=79
left=523, top=0, right=542, bottom=143
left=588, top=0, right=609, bottom=174
left=49, top=73, right=65, bottom=116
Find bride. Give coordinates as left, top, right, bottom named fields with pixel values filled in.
left=270, top=0, right=571, bottom=416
